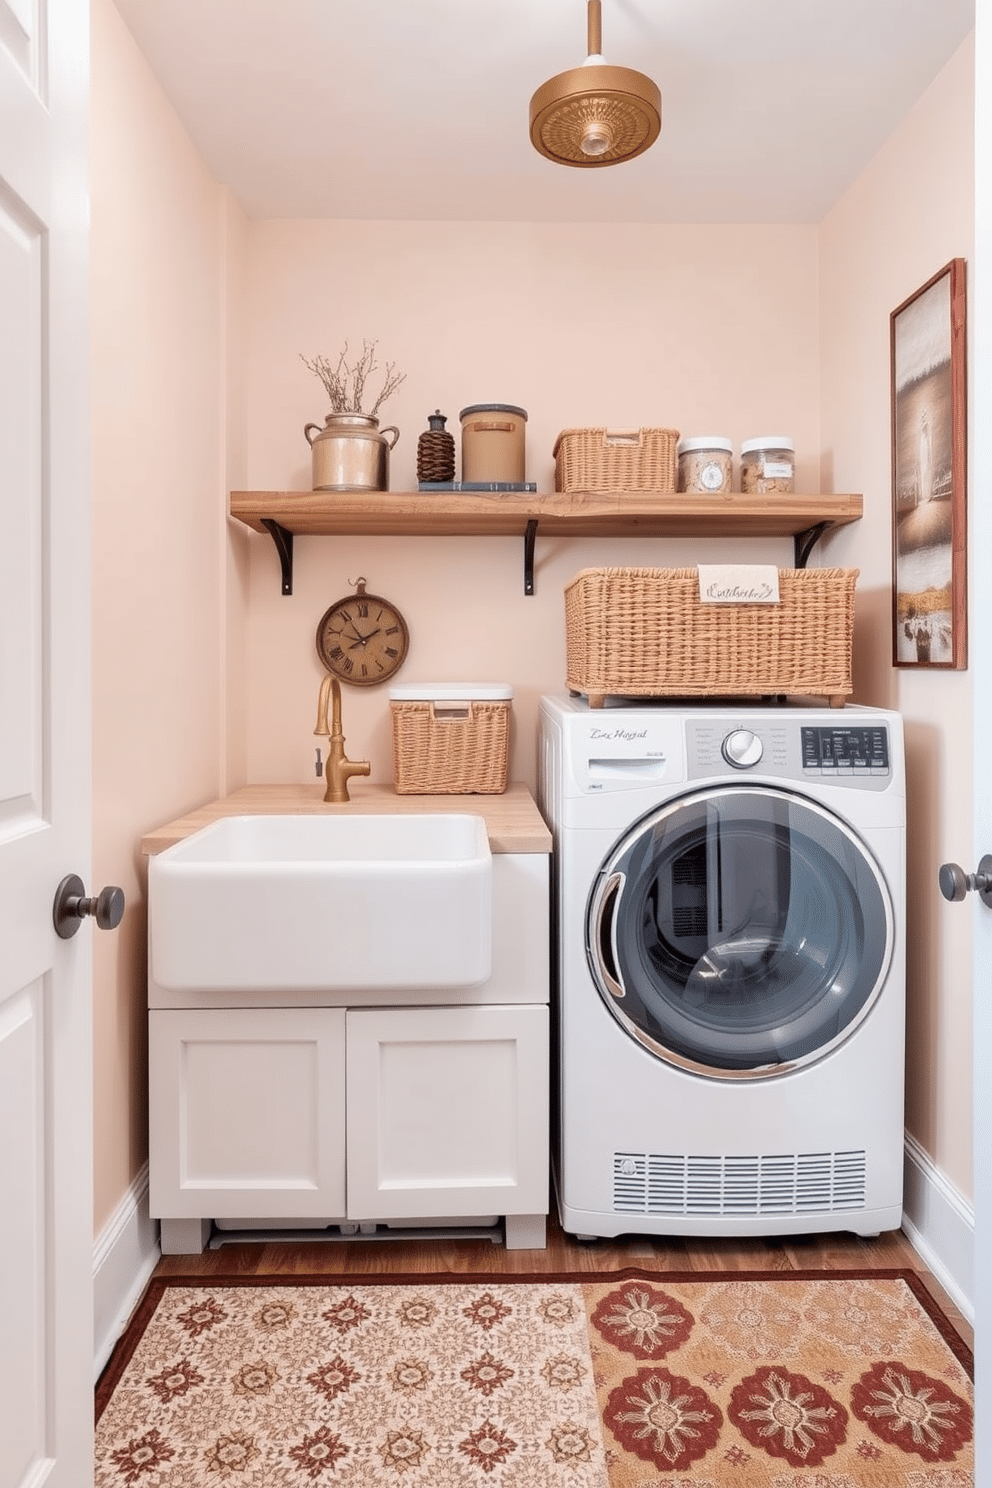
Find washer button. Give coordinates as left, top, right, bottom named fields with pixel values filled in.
left=722, top=729, right=764, bottom=768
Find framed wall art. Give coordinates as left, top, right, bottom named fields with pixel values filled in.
left=890, top=258, right=967, bottom=669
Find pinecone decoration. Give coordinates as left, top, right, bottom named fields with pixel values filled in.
left=417, top=410, right=456, bottom=484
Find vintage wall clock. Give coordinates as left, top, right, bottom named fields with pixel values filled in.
left=315, top=577, right=409, bottom=685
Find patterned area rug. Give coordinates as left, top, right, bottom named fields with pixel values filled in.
left=95, top=1268, right=973, bottom=1486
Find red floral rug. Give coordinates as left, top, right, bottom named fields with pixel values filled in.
left=95, top=1268, right=973, bottom=1485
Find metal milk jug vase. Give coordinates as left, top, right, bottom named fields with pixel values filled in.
left=304, top=412, right=400, bottom=492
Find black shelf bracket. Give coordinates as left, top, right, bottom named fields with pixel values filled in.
left=523, top=519, right=538, bottom=595
left=793, top=521, right=830, bottom=569
left=252, top=511, right=840, bottom=592
left=261, top=518, right=294, bottom=595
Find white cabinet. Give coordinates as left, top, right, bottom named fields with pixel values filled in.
left=346, top=1004, right=548, bottom=1222
left=148, top=1007, right=347, bottom=1222
left=149, top=1002, right=548, bottom=1248
left=147, top=843, right=551, bottom=1254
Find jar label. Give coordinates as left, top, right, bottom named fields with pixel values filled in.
left=763, top=460, right=793, bottom=478
left=700, top=461, right=726, bottom=490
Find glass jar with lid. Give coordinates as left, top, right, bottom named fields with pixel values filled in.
left=740, top=437, right=795, bottom=493
left=676, top=437, right=733, bottom=494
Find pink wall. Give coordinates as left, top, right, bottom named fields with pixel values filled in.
left=819, top=36, right=975, bottom=1200
left=90, top=0, right=975, bottom=1234
left=242, top=222, right=819, bottom=788
left=89, top=0, right=247, bottom=1229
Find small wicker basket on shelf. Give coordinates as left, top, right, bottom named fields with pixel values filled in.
left=564, top=566, right=858, bottom=709
left=389, top=685, right=512, bottom=795
left=553, top=427, right=679, bottom=493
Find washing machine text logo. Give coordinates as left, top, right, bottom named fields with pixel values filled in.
left=589, top=727, right=649, bottom=742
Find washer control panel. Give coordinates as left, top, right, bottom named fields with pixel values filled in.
left=801, top=725, right=890, bottom=775
left=687, top=719, right=892, bottom=788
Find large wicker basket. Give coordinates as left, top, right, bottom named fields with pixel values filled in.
left=389, top=687, right=511, bottom=794
left=553, top=427, right=679, bottom=493
left=565, top=567, right=858, bottom=708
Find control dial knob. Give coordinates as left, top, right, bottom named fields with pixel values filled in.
left=722, top=728, right=763, bottom=769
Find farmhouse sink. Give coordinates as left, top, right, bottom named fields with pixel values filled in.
left=149, top=813, right=492, bottom=992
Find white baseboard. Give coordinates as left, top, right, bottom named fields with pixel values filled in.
left=88, top=1140, right=971, bottom=1375
left=93, top=1163, right=161, bottom=1379
left=902, top=1132, right=974, bottom=1324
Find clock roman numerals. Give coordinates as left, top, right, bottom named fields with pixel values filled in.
left=316, top=583, right=409, bottom=687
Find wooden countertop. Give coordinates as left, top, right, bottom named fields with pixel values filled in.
left=140, top=782, right=552, bottom=856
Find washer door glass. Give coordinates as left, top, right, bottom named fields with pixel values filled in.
left=587, top=786, right=894, bottom=1079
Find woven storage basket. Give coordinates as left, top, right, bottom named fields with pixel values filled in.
left=565, top=566, right=858, bottom=708
left=553, top=427, right=679, bottom=493
left=390, top=691, right=511, bottom=795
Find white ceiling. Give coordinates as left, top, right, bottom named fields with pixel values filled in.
left=111, top=0, right=975, bottom=224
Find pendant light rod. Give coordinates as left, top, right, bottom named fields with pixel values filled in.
left=529, top=0, right=662, bottom=168
left=587, top=0, right=602, bottom=57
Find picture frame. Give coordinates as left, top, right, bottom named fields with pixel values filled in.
left=890, top=258, right=967, bottom=669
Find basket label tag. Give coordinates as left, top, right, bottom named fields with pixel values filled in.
left=697, top=565, right=781, bottom=603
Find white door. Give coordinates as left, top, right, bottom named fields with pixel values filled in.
left=0, top=0, right=96, bottom=1483
left=972, top=0, right=992, bottom=1466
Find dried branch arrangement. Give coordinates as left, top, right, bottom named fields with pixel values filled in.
left=301, top=340, right=406, bottom=418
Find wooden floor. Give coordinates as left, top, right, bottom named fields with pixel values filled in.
left=153, top=1213, right=973, bottom=1355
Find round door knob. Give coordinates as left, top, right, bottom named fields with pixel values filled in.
left=938, top=855, right=992, bottom=909
left=53, top=874, right=126, bottom=939
left=722, top=728, right=763, bottom=769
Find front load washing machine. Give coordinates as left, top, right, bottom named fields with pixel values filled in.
left=537, top=696, right=906, bottom=1240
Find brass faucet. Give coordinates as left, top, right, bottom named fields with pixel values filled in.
left=313, top=674, right=371, bottom=802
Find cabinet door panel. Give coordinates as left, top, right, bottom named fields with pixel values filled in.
left=346, top=1004, right=548, bottom=1219
left=149, top=1008, right=346, bottom=1218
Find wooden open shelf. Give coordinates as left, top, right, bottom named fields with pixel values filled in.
left=229, top=489, right=864, bottom=595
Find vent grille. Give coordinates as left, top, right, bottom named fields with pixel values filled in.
left=613, top=1150, right=867, bottom=1216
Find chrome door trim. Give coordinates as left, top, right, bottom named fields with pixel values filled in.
left=588, top=871, right=627, bottom=1000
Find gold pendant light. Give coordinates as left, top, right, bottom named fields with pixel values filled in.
left=529, top=0, right=661, bottom=167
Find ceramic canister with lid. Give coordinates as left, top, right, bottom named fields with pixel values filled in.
left=459, top=404, right=527, bottom=485
left=677, top=437, right=733, bottom=494
left=740, top=436, right=795, bottom=493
